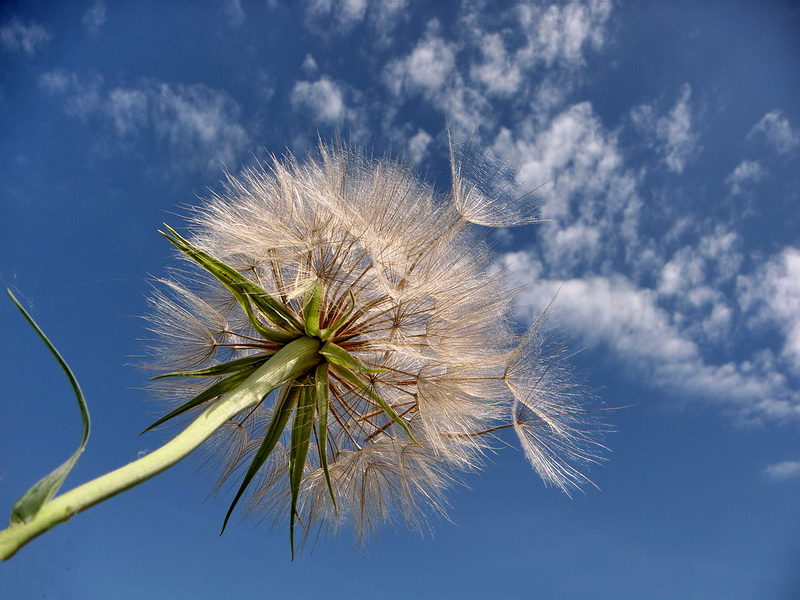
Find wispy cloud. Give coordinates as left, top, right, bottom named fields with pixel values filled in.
left=290, top=77, right=349, bottom=125
left=384, top=25, right=458, bottom=97
left=491, top=101, right=641, bottom=274
left=223, top=0, right=245, bottom=27
left=514, top=0, right=611, bottom=67
left=1, top=16, right=51, bottom=57
left=39, top=71, right=250, bottom=173
left=657, top=226, right=741, bottom=343
left=740, top=247, right=800, bottom=374
left=289, top=75, right=370, bottom=144
left=307, top=0, right=367, bottom=28
left=632, top=84, right=699, bottom=173
left=748, top=110, right=800, bottom=155
left=725, top=160, right=766, bottom=195
left=304, top=0, right=406, bottom=35
left=468, top=31, right=524, bottom=96
left=504, top=251, right=800, bottom=423
left=764, top=461, right=800, bottom=482
left=493, top=97, right=800, bottom=422
left=82, top=0, right=107, bottom=34
left=407, top=129, right=433, bottom=165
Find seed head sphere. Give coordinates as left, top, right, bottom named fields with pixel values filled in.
left=146, top=142, right=606, bottom=548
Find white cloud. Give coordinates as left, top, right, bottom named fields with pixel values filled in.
left=740, top=247, right=800, bottom=373
left=339, top=0, right=367, bottom=24
left=382, top=25, right=494, bottom=133
left=656, top=228, right=742, bottom=343
left=39, top=72, right=250, bottom=173
left=382, top=1, right=614, bottom=135
left=291, top=77, right=348, bottom=124
left=82, top=0, right=107, bottom=33
left=515, top=0, right=611, bottom=67
left=407, top=129, right=432, bottom=165
left=660, top=85, right=697, bottom=172
left=306, top=0, right=367, bottom=30
left=749, top=110, right=800, bottom=155
left=304, top=0, right=406, bottom=41
left=469, top=32, right=523, bottom=96
left=288, top=76, right=370, bottom=142
left=223, top=0, right=245, bottom=27
left=1, top=17, right=51, bottom=57
left=659, top=227, right=741, bottom=296
left=301, top=54, right=318, bottom=75
left=391, top=1, right=800, bottom=426
left=384, top=29, right=457, bottom=96
left=491, top=102, right=641, bottom=274
left=106, top=88, right=148, bottom=135
left=488, top=95, right=799, bottom=423
left=459, top=0, right=610, bottom=102
left=39, top=70, right=104, bottom=119
left=39, top=69, right=75, bottom=95
left=370, top=0, right=408, bottom=34
left=149, top=83, right=249, bottom=171
left=764, top=461, right=800, bottom=482
left=503, top=252, right=800, bottom=422
left=725, top=159, right=766, bottom=195
left=504, top=262, right=698, bottom=365
left=632, top=84, right=698, bottom=173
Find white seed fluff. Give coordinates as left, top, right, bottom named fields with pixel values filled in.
left=146, top=143, right=605, bottom=544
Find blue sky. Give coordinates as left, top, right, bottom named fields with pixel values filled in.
left=1, top=1, right=799, bottom=598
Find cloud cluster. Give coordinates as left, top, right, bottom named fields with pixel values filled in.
left=382, top=1, right=611, bottom=133
left=492, top=96, right=800, bottom=422
left=350, top=0, right=800, bottom=425
left=491, top=101, right=641, bottom=273
left=505, top=250, right=800, bottom=422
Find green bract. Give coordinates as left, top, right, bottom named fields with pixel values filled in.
left=153, top=228, right=415, bottom=557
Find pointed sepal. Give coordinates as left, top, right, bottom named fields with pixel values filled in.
left=160, top=225, right=303, bottom=341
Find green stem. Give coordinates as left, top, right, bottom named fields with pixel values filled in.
left=0, top=336, right=321, bottom=560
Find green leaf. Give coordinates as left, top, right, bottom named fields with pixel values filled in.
left=330, top=365, right=417, bottom=443
left=302, top=283, right=323, bottom=338
left=150, top=352, right=273, bottom=380
left=314, top=363, right=336, bottom=511
left=320, top=341, right=385, bottom=374
left=7, top=290, right=91, bottom=524
left=220, top=383, right=301, bottom=535
left=142, top=366, right=259, bottom=433
left=161, top=225, right=303, bottom=341
left=289, top=377, right=316, bottom=559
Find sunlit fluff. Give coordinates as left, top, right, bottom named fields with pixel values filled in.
left=146, top=143, right=605, bottom=545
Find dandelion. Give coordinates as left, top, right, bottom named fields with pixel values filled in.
left=0, top=141, right=607, bottom=560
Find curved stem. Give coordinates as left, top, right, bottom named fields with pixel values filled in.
left=0, top=336, right=321, bottom=560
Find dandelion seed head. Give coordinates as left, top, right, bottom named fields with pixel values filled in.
left=145, top=141, right=607, bottom=546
